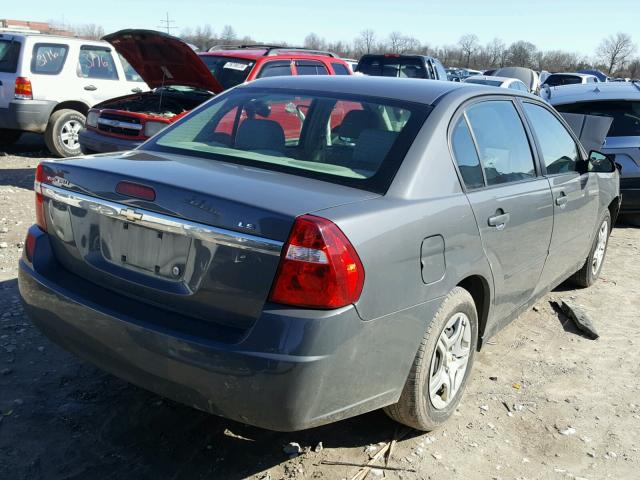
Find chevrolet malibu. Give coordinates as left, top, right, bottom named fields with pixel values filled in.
left=19, top=76, right=620, bottom=431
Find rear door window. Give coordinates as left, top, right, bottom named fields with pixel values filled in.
left=295, top=60, right=328, bottom=75
left=0, top=39, right=21, bottom=73
left=31, top=43, right=69, bottom=75
left=331, top=62, right=351, bottom=75
left=451, top=116, right=484, bottom=189
left=554, top=100, right=640, bottom=137
left=465, top=100, right=536, bottom=185
left=523, top=103, right=580, bottom=175
left=78, top=46, right=119, bottom=80
left=257, top=60, right=293, bottom=78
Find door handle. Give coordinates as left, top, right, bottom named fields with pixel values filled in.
left=84, top=85, right=97, bottom=91
left=488, top=211, right=510, bottom=230
left=131, top=87, right=142, bottom=93
left=556, top=193, right=568, bottom=207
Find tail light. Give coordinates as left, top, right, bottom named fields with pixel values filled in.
left=269, top=215, right=364, bottom=309
left=25, top=230, right=37, bottom=262
left=34, top=164, right=48, bottom=231
left=14, top=77, right=33, bottom=100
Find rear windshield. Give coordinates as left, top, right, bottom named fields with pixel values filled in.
left=147, top=88, right=431, bottom=193
left=199, top=55, right=254, bottom=90
left=554, top=100, right=640, bottom=137
left=356, top=56, right=427, bottom=79
left=544, top=75, right=582, bottom=86
left=466, top=79, right=503, bottom=87
left=0, top=39, right=21, bottom=73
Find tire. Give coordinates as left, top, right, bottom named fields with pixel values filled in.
left=0, top=129, right=22, bottom=146
left=572, top=210, right=611, bottom=288
left=384, top=287, right=478, bottom=431
left=44, top=109, right=85, bottom=157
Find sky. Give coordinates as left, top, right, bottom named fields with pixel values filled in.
left=3, top=0, right=639, bottom=56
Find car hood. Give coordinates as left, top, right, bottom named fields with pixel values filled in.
left=560, top=113, right=613, bottom=153
left=493, top=67, right=539, bottom=91
left=103, top=29, right=223, bottom=93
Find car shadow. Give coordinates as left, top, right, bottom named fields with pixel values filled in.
left=1, top=132, right=48, bottom=157
left=0, top=277, right=418, bottom=480
left=0, top=168, right=35, bottom=190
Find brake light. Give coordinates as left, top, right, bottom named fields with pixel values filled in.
left=34, top=164, right=48, bottom=231
left=116, top=181, right=156, bottom=201
left=14, top=77, right=33, bottom=100
left=269, top=215, right=364, bottom=309
left=25, top=230, right=37, bottom=262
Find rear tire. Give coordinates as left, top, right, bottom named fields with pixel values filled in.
left=44, top=109, right=85, bottom=157
left=0, top=129, right=22, bottom=146
left=384, top=287, right=478, bottom=431
left=572, top=210, right=611, bottom=287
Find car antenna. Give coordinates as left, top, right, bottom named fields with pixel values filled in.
left=158, top=68, right=166, bottom=113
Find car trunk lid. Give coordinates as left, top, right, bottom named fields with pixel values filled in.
left=38, top=151, right=378, bottom=332
left=103, top=29, right=223, bottom=93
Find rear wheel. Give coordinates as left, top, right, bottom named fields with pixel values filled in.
left=572, top=210, right=611, bottom=287
left=0, top=129, right=22, bottom=146
left=384, top=287, right=478, bottom=431
left=44, top=109, right=85, bottom=157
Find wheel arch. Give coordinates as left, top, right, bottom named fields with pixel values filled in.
left=608, top=196, right=621, bottom=226
left=457, top=274, right=491, bottom=350
left=51, top=101, right=90, bottom=116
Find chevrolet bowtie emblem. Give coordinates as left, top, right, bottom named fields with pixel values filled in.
left=120, top=208, right=143, bottom=222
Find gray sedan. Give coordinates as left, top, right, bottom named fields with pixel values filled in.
left=19, top=76, right=620, bottom=431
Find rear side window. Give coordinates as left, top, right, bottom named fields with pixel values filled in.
left=31, top=43, right=68, bottom=75
left=433, top=59, right=448, bottom=81
left=465, top=101, right=536, bottom=185
left=0, top=39, right=21, bottom=73
left=331, top=62, right=351, bottom=75
left=544, top=75, right=581, bottom=87
left=451, top=117, right=484, bottom=189
left=523, top=103, right=580, bottom=175
left=296, top=60, right=328, bottom=76
left=119, top=54, right=144, bottom=82
left=150, top=89, right=431, bottom=193
left=357, top=57, right=426, bottom=78
left=257, top=60, right=293, bottom=78
left=78, top=46, right=119, bottom=80
left=554, top=100, right=640, bottom=137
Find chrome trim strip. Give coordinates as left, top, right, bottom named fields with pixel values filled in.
left=41, top=184, right=283, bottom=256
left=97, top=118, right=143, bottom=131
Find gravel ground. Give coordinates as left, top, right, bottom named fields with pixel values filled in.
left=1, top=136, right=639, bottom=480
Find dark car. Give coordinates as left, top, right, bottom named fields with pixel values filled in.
left=356, top=54, right=449, bottom=80
left=20, top=76, right=619, bottom=432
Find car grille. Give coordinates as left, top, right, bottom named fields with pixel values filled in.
left=97, top=113, right=142, bottom=137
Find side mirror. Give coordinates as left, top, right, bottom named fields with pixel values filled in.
left=588, top=150, right=616, bottom=173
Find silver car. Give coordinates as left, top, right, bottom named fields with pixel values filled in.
left=19, top=76, right=619, bottom=431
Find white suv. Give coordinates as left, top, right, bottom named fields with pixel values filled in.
left=0, top=32, right=147, bottom=156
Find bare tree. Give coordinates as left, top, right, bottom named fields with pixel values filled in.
left=388, top=31, right=405, bottom=54
left=628, top=58, right=640, bottom=79
left=458, top=34, right=479, bottom=67
left=597, top=32, right=637, bottom=74
left=304, top=33, right=326, bottom=50
left=358, top=29, right=376, bottom=55
left=486, top=38, right=506, bottom=68
left=507, top=41, right=537, bottom=68
left=220, top=25, right=237, bottom=44
left=72, top=24, right=104, bottom=40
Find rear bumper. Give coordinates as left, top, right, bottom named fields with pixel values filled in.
left=0, top=100, right=56, bottom=133
left=19, top=226, right=438, bottom=431
left=79, top=127, right=143, bottom=153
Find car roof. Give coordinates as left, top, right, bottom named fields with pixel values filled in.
left=547, top=81, right=640, bottom=105
left=0, top=32, right=108, bottom=46
left=548, top=72, right=594, bottom=78
left=201, top=49, right=343, bottom=62
left=234, top=75, right=528, bottom=105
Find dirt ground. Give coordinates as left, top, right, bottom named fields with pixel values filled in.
left=1, top=135, right=639, bottom=480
